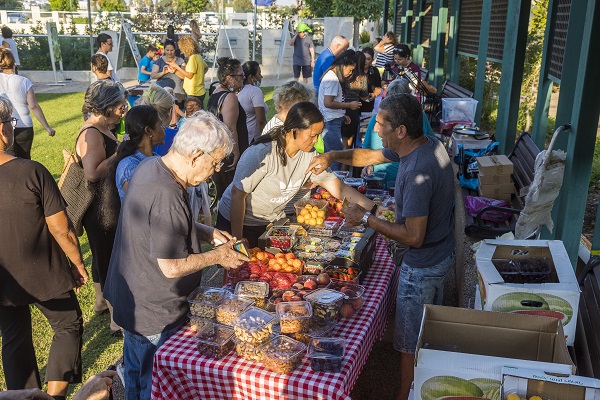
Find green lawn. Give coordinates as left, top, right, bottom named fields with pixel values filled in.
left=0, top=87, right=276, bottom=397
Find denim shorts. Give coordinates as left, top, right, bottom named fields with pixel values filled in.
left=393, top=252, right=455, bottom=354
left=322, top=117, right=344, bottom=171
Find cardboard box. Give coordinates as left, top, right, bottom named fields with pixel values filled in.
left=477, top=155, right=514, bottom=176
left=502, top=367, right=600, bottom=400
left=477, top=186, right=514, bottom=202
left=413, top=305, right=575, bottom=400
left=479, top=182, right=516, bottom=195
left=451, top=132, right=493, bottom=157
left=479, top=170, right=512, bottom=185
left=476, top=239, right=581, bottom=345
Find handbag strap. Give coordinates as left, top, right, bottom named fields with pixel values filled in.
left=209, top=91, right=230, bottom=121
left=73, top=125, right=107, bottom=164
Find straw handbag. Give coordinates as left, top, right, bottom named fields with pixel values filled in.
left=57, top=148, right=95, bottom=237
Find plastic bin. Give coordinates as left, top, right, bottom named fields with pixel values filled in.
left=307, top=337, right=345, bottom=373
left=442, top=98, right=478, bottom=122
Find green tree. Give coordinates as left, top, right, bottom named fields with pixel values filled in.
left=49, top=0, right=76, bottom=11
left=332, top=0, right=383, bottom=46
left=229, top=0, right=252, bottom=13
left=98, top=0, right=127, bottom=11
left=303, top=0, right=331, bottom=18
left=175, top=0, right=209, bottom=13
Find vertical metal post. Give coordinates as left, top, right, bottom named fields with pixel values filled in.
left=429, top=0, right=448, bottom=90
left=413, top=0, right=423, bottom=64
left=546, top=0, right=600, bottom=266
left=401, top=0, right=414, bottom=43
left=253, top=2, right=257, bottom=61
left=383, top=0, right=391, bottom=35
left=446, top=0, right=460, bottom=83
left=473, top=0, right=492, bottom=125
left=531, top=0, right=558, bottom=149
left=494, top=0, right=531, bottom=154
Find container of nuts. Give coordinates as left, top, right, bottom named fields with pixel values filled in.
left=187, top=286, right=229, bottom=320
left=232, top=306, right=276, bottom=346
left=257, top=335, right=307, bottom=374
left=276, top=301, right=312, bottom=334
left=196, top=322, right=236, bottom=359
left=233, top=337, right=262, bottom=362
left=234, top=281, right=269, bottom=309
left=215, top=293, right=254, bottom=326
left=189, top=313, right=211, bottom=334
left=307, top=337, right=345, bottom=373
left=304, top=289, right=345, bottom=322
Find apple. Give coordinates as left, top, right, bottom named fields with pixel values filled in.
left=340, top=303, right=355, bottom=318
left=303, top=280, right=317, bottom=290
left=311, top=193, right=322, bottom=199
left=281, top=291, right=296, bottom=302
left=317, top=273, right=331, bottom=286
left=289, top=295, right=302, bottom=302
left=357, top=186, right=367, bottom=194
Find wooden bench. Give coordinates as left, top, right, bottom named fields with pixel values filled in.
left=439, top=80, right=474, bottom=99
left=572, top=257, right=600, bottom=378
left=463, top=132, right=541, bottom=239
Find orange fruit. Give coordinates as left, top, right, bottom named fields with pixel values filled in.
left=297, top=215, right=305, bottom=223
left=317, top=210, right=325, bottom=218
left=316, top=217, right=324, bottom=225
left=308, top=218, right=317, bottom=225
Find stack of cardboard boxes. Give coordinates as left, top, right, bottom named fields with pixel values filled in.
left=477, top=155, right=514, bottom=201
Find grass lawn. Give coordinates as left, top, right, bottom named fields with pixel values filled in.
left=0, top=87, right=277, bottom=397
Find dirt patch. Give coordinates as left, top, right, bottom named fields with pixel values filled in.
left=582, top=188, right=599, bottom=242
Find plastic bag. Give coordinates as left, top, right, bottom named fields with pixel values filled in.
left=457, top=142, right=499, bottom=190
left=465, top=196, right=512, bottom=222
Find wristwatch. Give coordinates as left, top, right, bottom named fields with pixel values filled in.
left=360, top=211, right=372, bottom=227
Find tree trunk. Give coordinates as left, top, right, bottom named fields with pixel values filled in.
left=353, top=18, right=360, bottom=48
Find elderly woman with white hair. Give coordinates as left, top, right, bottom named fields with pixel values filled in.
left=103, top=111, right=248, bottom=400
left=361, top=78, right=436, bottom=183
left=77, top=79, right=128, bottom=335
left=0, top=95, right=87, bottom=398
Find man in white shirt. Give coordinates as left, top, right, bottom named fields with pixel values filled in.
left=95, top=33, right=118, bottom=81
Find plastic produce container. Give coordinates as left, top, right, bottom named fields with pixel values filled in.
left=307, top=337, right=345, bottom=373
left=294, top=199, right=328, bottom=227
left=187, top=286, right=228, bottom=320
left=304, top=289, right=345, bottom=321
left=343, top=177, right=365, bottom=188
left=232, top=306, right=276, bottom=346
left=276, top=301, right=312, bottom=334
left=264, top=226, right=298, bottom=251
left=327, top=280, right=366, bottom=318
left=293, top=319, right=337, bottom=344
left=196, top=322, right=236, bottom=359
left=258, top=335, right=307, bottom=374
left=234, top=281, right=270, bottom=309
left=215, top=293, right=254, bottom=326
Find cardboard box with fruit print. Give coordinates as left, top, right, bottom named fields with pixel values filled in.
left=501, top=366, right=600, bottom=400
left=413, top=306, right=574, bottom=400
left=475, top=240, right=580, bottom=345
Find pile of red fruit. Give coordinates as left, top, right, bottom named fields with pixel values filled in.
left=311, top=188, right=345, bottom=217
left=267, top=228, right=295, bottom=251
left=325, top=267, right=361, bottom=283
left=229, top=261, right=298, bottom=290
left=269, top=289, right=309, bottom=306
left=328, top=281, right=365, bottom=318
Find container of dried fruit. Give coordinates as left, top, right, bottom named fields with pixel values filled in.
left=257, top=335, right=307, bottom=374
left=196, top=322, right=236, bottom=359
left=187, top=286, right=229, bottom=320
left=307, top=337, right=345, bottom=373
left=264, top=226, right=298, bottom=252
left=304, top=289, right=345, bottom=322
left=293, top=319, right=337, bottom=344
left=327, top=280, right=366, bottom=318
left=215, top=293, right=254, bottom=326
left=234, top=281, right=269, bottom=309
left=232, top=306, right=276, bottom=347
left=276, top=301, right=312, bottom=334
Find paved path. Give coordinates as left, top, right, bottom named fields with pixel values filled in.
left=33, top=75, right=307, bottom=94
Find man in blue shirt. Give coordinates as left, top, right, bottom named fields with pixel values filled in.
left=313, top=35, right=349, bottom=94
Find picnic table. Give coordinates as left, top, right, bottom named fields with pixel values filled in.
left=150, top=236, right=399, bottom=400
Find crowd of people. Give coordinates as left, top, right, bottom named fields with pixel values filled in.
left=0, top=24, right=453, bottom=400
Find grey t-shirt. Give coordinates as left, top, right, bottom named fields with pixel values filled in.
left=382, top=137, right=455, bottom=268
left=218, top=142, right=337, bottom=225
left=293, top=35, right=314, bottom=66
left=104, top=157, right=203, bottom=336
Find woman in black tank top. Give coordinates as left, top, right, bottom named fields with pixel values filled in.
left=207, top=57, right=249, bottom=197
left=76, top=80, right=127, bottom=335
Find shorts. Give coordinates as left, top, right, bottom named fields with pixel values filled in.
left=393, top=252, right=455, bottom=354
left=293, top=64, right=313, bottom=79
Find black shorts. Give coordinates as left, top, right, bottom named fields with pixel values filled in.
left=293, top=64, right=313, bottom=79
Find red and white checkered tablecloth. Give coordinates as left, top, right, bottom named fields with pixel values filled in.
left=151, top=236, right=399, bottom=400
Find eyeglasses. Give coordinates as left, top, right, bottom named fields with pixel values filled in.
left=118, top=103, right=128, bottom=113
left=205, top=151, right=224, bottom=171
left=1, top=117, right=17, bottom=127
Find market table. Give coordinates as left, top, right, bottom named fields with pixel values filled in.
left=151, top=236, right=399, bottom=400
